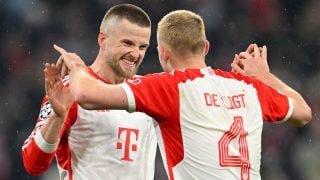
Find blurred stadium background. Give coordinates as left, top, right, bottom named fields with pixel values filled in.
left=0, top=0, right=319, bottom=179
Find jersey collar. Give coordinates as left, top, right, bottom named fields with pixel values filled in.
left=87, top=67, right=112, bottom=84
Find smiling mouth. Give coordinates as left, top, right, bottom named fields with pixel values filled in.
left=121, top=58, right=137, bottom=67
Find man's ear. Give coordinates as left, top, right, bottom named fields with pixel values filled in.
left=98, top=32, right=106, bottom=49
left=204, top=40, right=210, bottom=56
left=158, top=44, right=170, bottom=63
left=157, top=45, right=162, bottom=58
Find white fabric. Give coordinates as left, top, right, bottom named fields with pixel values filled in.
left=124, top=68, right=293, bottom=180
left=34, top=130, right=59, bottom=153
left=67, top=106, right=157, bottom=180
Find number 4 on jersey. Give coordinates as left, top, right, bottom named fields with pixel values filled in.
left=218, top=116, right=250, bottom=180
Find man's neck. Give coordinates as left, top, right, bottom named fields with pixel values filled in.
left=171, top=54, right=207, bottom=71
left=90, top=59, right=125, bottom=84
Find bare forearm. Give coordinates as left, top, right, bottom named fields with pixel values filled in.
left=257, top=73, right=300, bottom=99
left=69, top=66, right=106, bottom=109
left=40, top=113, right=65, bottom=144
left=69, top=66, right=94, bottom=107
left=257, top=72, right=312, bottom=126
left=69, top=65, right=128, bottom=110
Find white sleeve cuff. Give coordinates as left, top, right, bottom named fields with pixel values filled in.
left=120, top=83, right=136, bottom=113
left=276, top=97, right=294, bottom=124
left=34, top=131, right=59, bottom=153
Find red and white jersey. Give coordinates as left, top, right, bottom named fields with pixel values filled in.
left=22, top=68, right=157, bottom=180
left=121, top=67, right=293, bottom=180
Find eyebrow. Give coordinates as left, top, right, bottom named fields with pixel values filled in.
left=121, top=39, right=149, bottom=48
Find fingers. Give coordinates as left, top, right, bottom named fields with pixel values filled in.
left=44, top=63, right=61, bottom=86
left=245, top=44, right=256, bottom=55
left=231, top=55, right=238, bottom=73
left=53, top=44, right=86, bottom=78
left=254, top=45, right=260, bottom=58
left=54, top=44, right=67, bottom=55
left=54, top=45, right=68, bottom=77
left=44, top=63, right=54, bottom=96
left=243, top=44, right=265, bottom=59
left=51, top=63, right=61, bottom=82
left=231, top=62, right=245, bottom=74
left=239, top=52, right=252, bottom=60
left=54, top=49, right=70, bottom=78
left=61, top=62, right=68, bottom=78
left=261, top=45, right=267, bottom=62
left=44, top=63, right=54, bottom=82
left=53, top=44, right=72, bottom=74
left=56, top=56, right=63, bottom=68
left=56, top=56, right=63, bottom=73
left=231, top=54, right=245, bottom=74
left=57, top=57, right=68, bottom=78
left=56, top=55, right=68, bottom=78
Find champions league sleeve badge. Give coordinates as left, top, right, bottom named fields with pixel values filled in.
left=39, top=101, right=52, bottom=121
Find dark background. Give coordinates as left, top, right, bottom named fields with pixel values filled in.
left=0, top=0, right=319, bottom=179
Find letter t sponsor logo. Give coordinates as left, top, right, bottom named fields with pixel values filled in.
left=117, top=127, right=139, bottom=162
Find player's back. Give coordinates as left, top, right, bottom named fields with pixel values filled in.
left=125, top=67, right=291, bottom=180
left=170, top=68, right=263, bottom=180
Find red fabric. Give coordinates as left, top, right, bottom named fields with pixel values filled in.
left=126, top=69, right=204, bottom=179
left=22, top=79, right=78, bottom=178
left=214, top=69, right=290, bottom=122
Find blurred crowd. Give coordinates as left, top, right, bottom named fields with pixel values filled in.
left=0, top=0, right=319, bottom=179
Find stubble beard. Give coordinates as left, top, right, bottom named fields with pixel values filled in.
left=108, top=59, right=138, bottom=79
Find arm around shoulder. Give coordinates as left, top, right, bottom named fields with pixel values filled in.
left=70, top=68, right=129, bottom=110
left=260, top=72, right=312, bottom=127
left=234, top=45, right=312, bottom=127
left=286, top=92, right=312, bottom=127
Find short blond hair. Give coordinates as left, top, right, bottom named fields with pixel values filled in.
left=157, top=10, right=206, bottom=55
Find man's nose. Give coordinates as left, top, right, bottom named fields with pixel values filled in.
left=130, top=46, right=140, bottom=58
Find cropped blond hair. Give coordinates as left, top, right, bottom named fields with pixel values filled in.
left=157, top=10, right=206, bottom=55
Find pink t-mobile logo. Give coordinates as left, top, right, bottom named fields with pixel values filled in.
left=117, top=127, right=139, bottom=162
